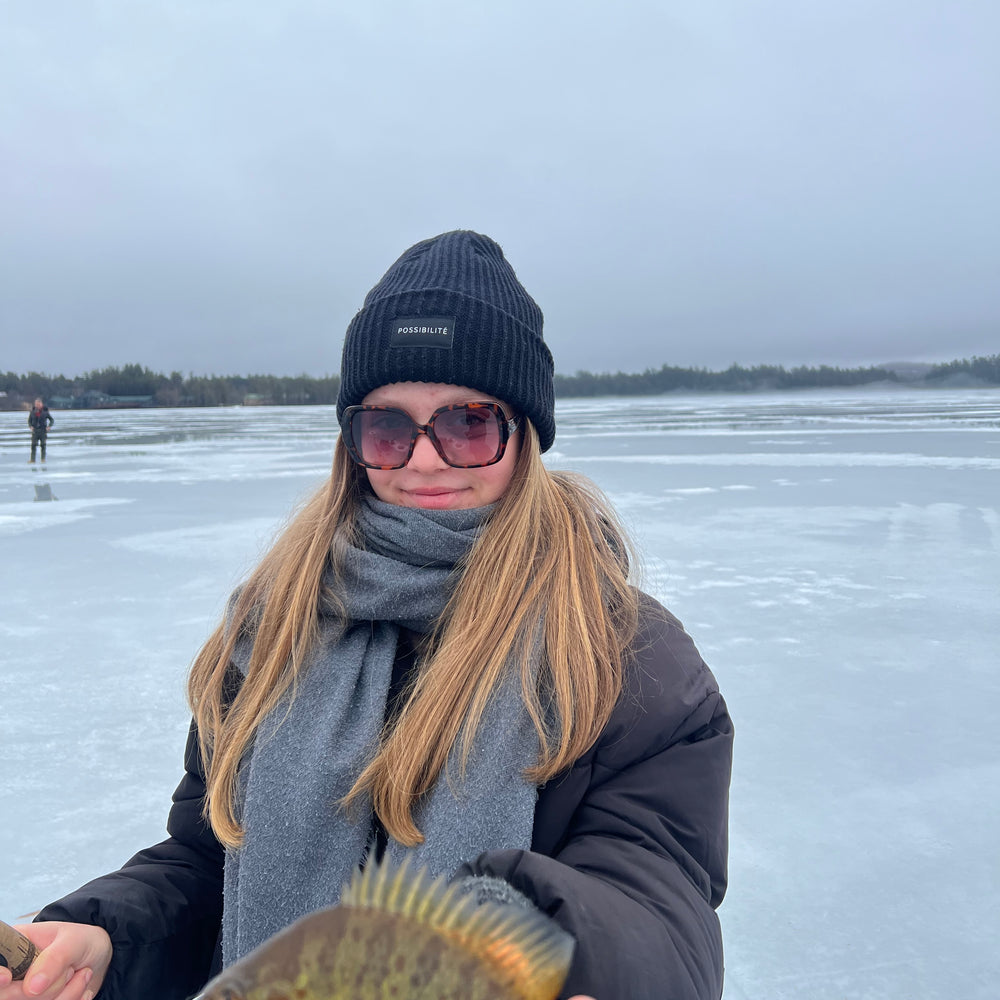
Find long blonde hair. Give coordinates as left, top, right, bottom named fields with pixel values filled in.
left=187, top=423, right=639, bottom=848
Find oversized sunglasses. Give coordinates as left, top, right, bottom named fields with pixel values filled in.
left=342, top=402, right=520, bottom=470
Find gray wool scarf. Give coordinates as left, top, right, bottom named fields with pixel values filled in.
left=221, top=496, right=541, bottom=964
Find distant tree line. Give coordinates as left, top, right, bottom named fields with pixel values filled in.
left=1, top=354, right=997, bottom=410
left=554, top=354, right=1000, bottom=395
left=923, top=354, right=1000, bottom=386
left=0, top=364, right=341, bottom=409
left=554, top=362, right=901, bottom=396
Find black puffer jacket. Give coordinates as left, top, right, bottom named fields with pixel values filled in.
left=39, top=592, right=733, bottom=999
left=28, top=406, right=53, bottom=431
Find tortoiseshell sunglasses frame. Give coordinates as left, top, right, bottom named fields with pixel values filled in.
left=341, top=401, right=521, bottom=470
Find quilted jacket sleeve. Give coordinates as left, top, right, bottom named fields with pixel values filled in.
left=36, top=721, right=224, bottom=1000
left=459, top=596, right=734, bottom=1000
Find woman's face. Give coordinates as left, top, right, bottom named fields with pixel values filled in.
left=359, top=382, right=520, bottom=510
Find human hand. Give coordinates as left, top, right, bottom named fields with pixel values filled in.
left=0, top=922, right=111, bottom=1000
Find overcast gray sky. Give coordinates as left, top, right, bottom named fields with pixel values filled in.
left=2, top=1, right=997, bottom=378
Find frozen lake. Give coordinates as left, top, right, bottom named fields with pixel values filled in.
left=2, top=387, right=998, bottom=999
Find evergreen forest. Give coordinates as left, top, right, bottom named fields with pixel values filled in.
left=1, top=354, right=997, bottom=411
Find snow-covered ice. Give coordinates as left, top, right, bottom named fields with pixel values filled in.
left=1, top=388, right=998, bottom=999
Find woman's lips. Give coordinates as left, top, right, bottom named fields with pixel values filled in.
left=403, top=486, right=468, bottom=508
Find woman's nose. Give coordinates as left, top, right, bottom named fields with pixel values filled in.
left=407, top=429, right=448, bottom=470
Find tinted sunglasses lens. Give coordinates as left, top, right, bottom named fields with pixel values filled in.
left=433, top=406, right=503, bottom=466
left=351, top=409, right=414, bottom=468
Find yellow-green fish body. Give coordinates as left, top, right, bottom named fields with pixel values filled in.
left=196, top=857, right=574, bottom=999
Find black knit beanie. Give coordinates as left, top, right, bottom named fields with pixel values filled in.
left=336, top=230, right=555, bottom=451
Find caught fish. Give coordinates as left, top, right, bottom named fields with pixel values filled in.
left=195, top=856, right=574, bottom=999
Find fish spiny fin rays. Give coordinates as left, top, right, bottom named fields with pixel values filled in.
left=342, top=856, right=574, bottom=1000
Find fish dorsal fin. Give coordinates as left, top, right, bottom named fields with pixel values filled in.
left=341, top=857, right=574, bottom=1000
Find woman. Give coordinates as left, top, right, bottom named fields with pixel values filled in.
left=0, top=231, right=732, bottom=1000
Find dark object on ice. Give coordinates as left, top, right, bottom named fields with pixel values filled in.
left=28, top=399, right=54, bottom=463
left=34, top=483, right=57, bottom=502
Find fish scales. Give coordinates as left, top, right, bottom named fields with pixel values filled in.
left=196, top=857, right=574, bottom=1000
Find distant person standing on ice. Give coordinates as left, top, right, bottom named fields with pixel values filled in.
left=27, top=398, right=53, bottom=464
left=0, top=232, right=732, bottom=1000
